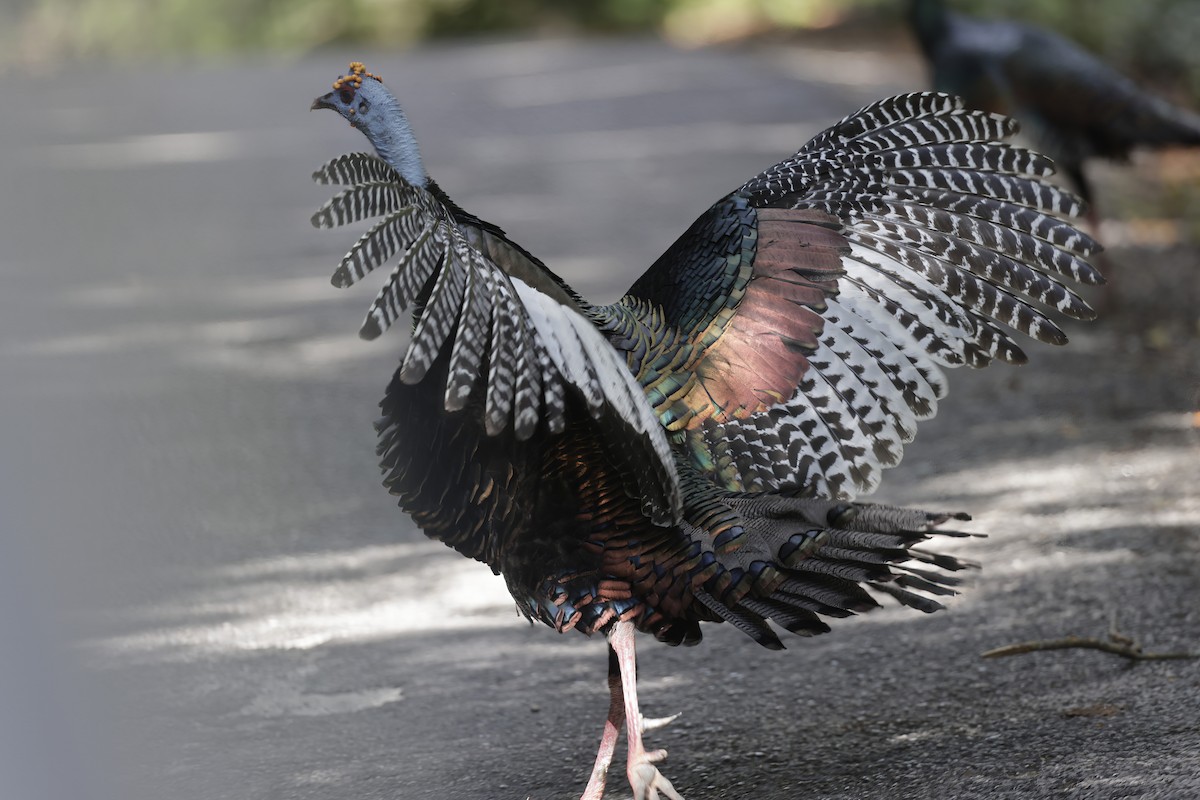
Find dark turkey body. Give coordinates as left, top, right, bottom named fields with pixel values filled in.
left=912, top=2, right=1200, bottom=204
left=376, top=352, right=705, bottom=642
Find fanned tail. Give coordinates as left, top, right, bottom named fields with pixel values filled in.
left=686, top=495, right=976, bottom=649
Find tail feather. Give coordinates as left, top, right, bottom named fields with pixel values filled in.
left=694, top=588, right=785, bottom=650
left=841, top=503, right=972, bottom=533
left=816, top=544, right=910, bottom=565
left=739, top=597, right=831, bottom=637
left=776, top=576, right=879, bottom=616
left=689, top=496, right=976, bottom=648
left=896, top=563, right=966, bottom=588
left=894, top=571, right=960, bottom=596
left=870, top=582, right=948, bottom=613
left=907, top=547, right=978, bottom=570
left=790, top=556, right=894, bottom=584
left=822, top=528, right=923, bottom=551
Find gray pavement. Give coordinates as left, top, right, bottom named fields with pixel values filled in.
left=2, top=37, right=1198, bottom=800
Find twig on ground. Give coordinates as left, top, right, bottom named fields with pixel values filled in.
left=981, top=613, right=1200, bottom=662
left=981, top=636, right=1198, bottom=661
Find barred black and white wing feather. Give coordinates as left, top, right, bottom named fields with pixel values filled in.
left=312, top=152, right=682, bottom=525
left=607, top=93, right=1102, bottom=500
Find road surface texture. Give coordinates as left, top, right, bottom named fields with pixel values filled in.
left=2, top=35, right=1198, bottom=800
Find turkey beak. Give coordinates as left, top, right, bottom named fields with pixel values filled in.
left=311, top=93, right=338, bottom=112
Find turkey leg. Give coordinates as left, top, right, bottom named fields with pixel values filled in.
left=581, top=621, right=684, bottom=800
left=579, top=645, right=625, bottom=800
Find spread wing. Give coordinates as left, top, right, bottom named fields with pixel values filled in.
left=312, top=153, right=681, bottom=524
left=603, top=93, right=1102, bottom=499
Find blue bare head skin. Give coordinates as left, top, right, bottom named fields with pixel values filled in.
left=311, top=62, right=429, bottom=187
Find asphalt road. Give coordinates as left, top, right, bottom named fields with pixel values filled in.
left=2, top=36, right=1198, bottom=800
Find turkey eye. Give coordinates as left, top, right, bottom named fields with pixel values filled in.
left=358, top=99, right=370, bottom=114
left=338, top=89, right=353, bottom=104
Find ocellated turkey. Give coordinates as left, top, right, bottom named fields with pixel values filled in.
left=907, top=0, right=1200, bottom=213
left=310, top=61, right=1101, bottom=800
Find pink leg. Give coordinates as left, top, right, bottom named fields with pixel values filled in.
left=579, top=648, right=625, bottom=800
left=609, top=621, right=684, bottom=800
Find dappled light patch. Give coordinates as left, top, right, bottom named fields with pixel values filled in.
left=84, top=541, right=516, bottom=663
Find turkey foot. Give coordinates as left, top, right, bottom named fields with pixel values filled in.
left=628, top=750, right=683, bottom=800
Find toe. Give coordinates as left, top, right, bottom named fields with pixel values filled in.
left=640, top=712, right=680, bottom=733
left=630, top=761, right=684, bottom=800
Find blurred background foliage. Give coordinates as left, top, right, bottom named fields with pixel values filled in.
left=3, top=0, right=1200, bottom=100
